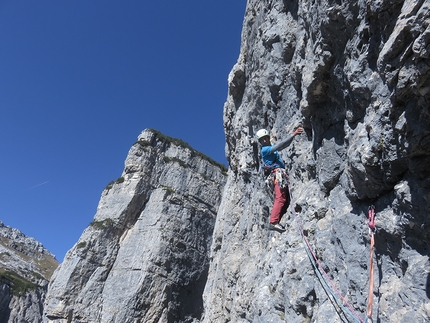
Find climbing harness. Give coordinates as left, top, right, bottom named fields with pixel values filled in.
left=365, top=206, right=376, bottom=323
left=264, top=168, right=289, bottom=194
left=260, top=148, right=284, bottom=176
left=274, top=168, right=288, bottom=189
left=289, top=188, right=366, bottom=323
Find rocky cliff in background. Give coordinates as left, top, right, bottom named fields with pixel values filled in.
left=0, top=221, right=59, bottom=323
left=202, top=0, right=429, bottom=322
left=43, top=129, right=227, bottom=322
left=42, top=0, right=430, bottom=322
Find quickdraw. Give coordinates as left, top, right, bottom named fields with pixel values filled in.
left=265, top=168, right=289, bottom=193
left=274, top=168, right=289, bottom=189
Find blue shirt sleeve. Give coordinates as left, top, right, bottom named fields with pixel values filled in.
left=261, top=146, right=285, bottom=169
left=270, top=135, right=294, bottom=152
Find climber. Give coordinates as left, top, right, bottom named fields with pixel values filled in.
left=257, top=126, right=304, bottom=232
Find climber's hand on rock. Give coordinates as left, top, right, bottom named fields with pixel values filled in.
left=293, top=127, right=303, bottom=136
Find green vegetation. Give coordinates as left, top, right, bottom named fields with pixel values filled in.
left=199, top=172, right=213, bottom=182
left=31, top=271, right=44, bottom=281
left=378, top=138, right=384, bottom=151
left=105, top=181, right=115, bottom=190
left=135, top=139, right=152, bottom=148
left=105, top=177, right=125, bottom=190
left=133, top=129, right=228, bottom=175
left=148, top=129, right=228, bottom=173
left=35, top=255, right=59, bottom=280
left=0, top=236, right=59, bottom=280
left=161, top=185, right=176, bottom=194
left=0, top=269, right=39, bottom=296
left=0, top=251, right=11, bottom=262
left=76, top=241, right=87, bottom=249
left=163, top=156, right=189, bottom=168
left=90, top=218, right=114, bottom=230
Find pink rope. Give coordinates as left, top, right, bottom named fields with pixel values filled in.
left=290, top=192, right=365, bottom=323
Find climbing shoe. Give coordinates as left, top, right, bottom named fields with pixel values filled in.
left=269, top=223, right=286, bottom=233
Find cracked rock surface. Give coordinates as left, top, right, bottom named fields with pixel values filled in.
left=202, top=0, right=430, bottom=322
left=43, top=1, right=430, bottom=322
left=43, top=129, right=227, bottom=323
left=0, top=222, right=58, bottom=323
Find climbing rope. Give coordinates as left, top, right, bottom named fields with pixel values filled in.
left=289, top=189, right=366, bottom=323
left=365, top=206, right=376, bottom=323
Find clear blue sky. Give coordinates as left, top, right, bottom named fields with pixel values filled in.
left=0, top=1, right=246, bottom=261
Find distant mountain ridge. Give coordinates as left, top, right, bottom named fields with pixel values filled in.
left=0, top=221, right=59, bottom=322
left=4, top=0, right=430, bottom=322
left=43, top=128, right=227, bottom=322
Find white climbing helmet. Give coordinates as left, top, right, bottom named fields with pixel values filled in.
left=256, top=129, right=270, bottom=140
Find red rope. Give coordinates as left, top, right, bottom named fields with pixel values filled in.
left=368, top=206, right=375, bottom=230
left=367, top=231, right=375, bottom=320
left=366, top=206, right=376, bottom=322
left=289, top=192, right=365, bottom=323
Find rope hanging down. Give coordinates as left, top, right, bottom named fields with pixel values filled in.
left=289, top=189, right=365, bottom=323
left=366, top=206, right=376, bottom=323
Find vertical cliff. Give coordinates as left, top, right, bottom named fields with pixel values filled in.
left=202, top=0, right=429, bottom=322
left=42, top=1, right=429, bottom=322
left=43, top=129, right=227, bottom=323
left=0, top=221, right=59, bottom=323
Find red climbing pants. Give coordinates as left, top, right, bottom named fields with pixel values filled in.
left=270, top=181, right=290, bottom=224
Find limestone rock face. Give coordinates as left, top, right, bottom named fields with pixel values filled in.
left=202, top=0, right=430, bottom=322
left=43, top=129, right=227, bottom=323
left=0, top=221, right=59, bottom=323
left=42, top=1, right=430, bottom=322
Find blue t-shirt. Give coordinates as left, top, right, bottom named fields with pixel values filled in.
left=261, top=146, right=285, bottom=169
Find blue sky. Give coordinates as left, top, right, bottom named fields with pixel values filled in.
left=0, top=1, right=246, bottom=261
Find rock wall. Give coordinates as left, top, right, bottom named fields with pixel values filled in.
left=41, top=1, right=429, bottom=322
left=202, top=0, right=430, bottom=322
left=0, top=221, right=59, bottom=323
left=43, top=129, right=227, bottom=323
